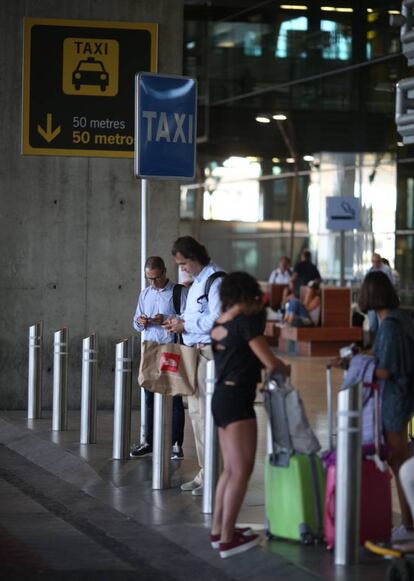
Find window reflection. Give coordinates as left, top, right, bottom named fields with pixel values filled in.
left=320, top=19, right=352, bottom=60
left=211, top=22, right=268, bottom=56
left=275, top=16, right=308, bottom=58
left=202, top=157, right=262, bottom=221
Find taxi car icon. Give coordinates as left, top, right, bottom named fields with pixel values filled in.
left=72, top=57, right=109, bottom=92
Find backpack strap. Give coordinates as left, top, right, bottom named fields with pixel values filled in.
left=172, top=283, right=185, bottom=345
left=196, top=271, right=226, bottom=304
left=172, top=283, right=184, bottom=315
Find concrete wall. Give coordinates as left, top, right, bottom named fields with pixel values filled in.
left=0, top=0, right=184, bottom=409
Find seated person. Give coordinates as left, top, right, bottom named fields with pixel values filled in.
left=290, top=250, right=322, bottom=294
left=268, top=256, right=292, bottom=285
left=284, top=281, right=321, bottom=327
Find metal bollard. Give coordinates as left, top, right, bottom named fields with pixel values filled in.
left=28, top=322, right=43, bottom=419
left=80, top=334, right=98, bottom=444
left=52, top=328, right=68, bottom=431
left=113, top=339, right=132, bottom=461
left=334, top=382, right=362, bottom=566
left=140, top=385, right=148, bottom=444
left=202, top=360, right=220, bottom=515
left=152, top=394, right=173, bottom=489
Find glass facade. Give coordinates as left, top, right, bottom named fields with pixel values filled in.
left=182, top=1, right=414, bottom=292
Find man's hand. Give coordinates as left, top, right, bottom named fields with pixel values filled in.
left=149, top=314, right=164, bottom=325
left=137, top=315, right=149, bottom=328
left=162, top=317, right=185, bottom=334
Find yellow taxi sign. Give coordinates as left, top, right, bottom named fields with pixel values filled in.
left=22, top=17, right=157, bottom=158
left=62, top=38, right=119, bottom=97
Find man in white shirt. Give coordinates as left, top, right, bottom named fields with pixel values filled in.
left=268, top=256, right=292, bottom=285
left=163, top=237, right=224, bottom=496
left=131, top=256, right=187, bottom=459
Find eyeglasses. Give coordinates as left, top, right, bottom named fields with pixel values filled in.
left=145, top=273, right=165, bottom=282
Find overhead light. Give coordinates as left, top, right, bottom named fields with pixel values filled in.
left=186, top=41, right=196, bottom=50
left=286, top=157, right=295, bottom=163
left=217, top=41, right=235, bottom=48
left=280, top=4, right=308, bottom=9
left=388, top=10, right=401, bottom=15
left=246, top=156, right=262, bottom=163
left=321, top=6, right=353, bottom=12
left=303, top=155, right=314, bottom=162
left=272, top=113, right=287, bottom=121
left=397, top=141, right=405, bottom=147
left=256, top=116, right=271, bottom=123
left=272, top=157, right=281, bottom=163
left=367, top=8, right=373, bottom=12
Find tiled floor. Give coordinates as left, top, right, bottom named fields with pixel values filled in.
left=0, top=356, right=400, bottom=579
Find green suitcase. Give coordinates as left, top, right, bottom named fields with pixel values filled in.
left=265, top=453, right=325, bottom=543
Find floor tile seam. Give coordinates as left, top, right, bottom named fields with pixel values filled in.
left=0, top=464, right=181, bottom=578
left=0, top=454, right=236, bottom=581
left=2, top=450, right=324, bottom=581
left=0, top=418, right=109, bottom=486
left=0, top=478, right=137, bottom=572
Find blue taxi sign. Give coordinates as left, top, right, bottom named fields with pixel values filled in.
left=135, top=73, right=197, bottom=179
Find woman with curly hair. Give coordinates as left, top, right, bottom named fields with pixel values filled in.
left=209, top=271, right=290, bottom=558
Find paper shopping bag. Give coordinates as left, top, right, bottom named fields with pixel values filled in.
left=138, top=340, right=197, bottom=396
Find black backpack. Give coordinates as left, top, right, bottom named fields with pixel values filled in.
left=196, top=271, right=226, bottom=304
left=172, top=283, right=185, bottom=315
left=172, top=283, right=185, bottom=345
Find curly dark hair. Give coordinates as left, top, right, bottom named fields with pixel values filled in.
left=358, top=270, right=399, bottom=313
left=171, top=236, right=210, bottom=266
left=220, top=271, right=263, bottom=312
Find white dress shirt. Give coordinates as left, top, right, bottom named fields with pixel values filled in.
left=181, top=262, right=223, bottom=347
left=268, top=268, right=292, bottom=284
left=133, top=280, right=187, bottom=344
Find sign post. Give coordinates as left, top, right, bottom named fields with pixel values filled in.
left=134, top=73, right=197, bottom=484
left=326, top=197, right=360, bottom=286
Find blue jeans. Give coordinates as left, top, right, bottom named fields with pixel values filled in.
left=286, top=298, right=309, bottom=318
left=144, top=390, right=185, bottom=447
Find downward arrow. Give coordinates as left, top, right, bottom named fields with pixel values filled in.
left=37, top=113, right=61, bottom=143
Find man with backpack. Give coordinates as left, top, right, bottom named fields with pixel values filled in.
left=131, top=256, right=188, bottom=459
left=163, top=237, right=225, bottom=496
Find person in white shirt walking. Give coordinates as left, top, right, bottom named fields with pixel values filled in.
left=131, top=256, right=187, bottom=460
left=163, top=237, right=224, bottom=496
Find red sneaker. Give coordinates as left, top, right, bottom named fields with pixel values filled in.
left=219, top=532, right=260, bottom=559
left=210, top=527, right=253, bottom=549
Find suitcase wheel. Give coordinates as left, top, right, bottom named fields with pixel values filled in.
left=300, top=532, right=314, bottom=545
left=265, top=518, right=273, bottom=540
left=299, top=524, right=315, bottom=545
left=386, top=558, right=414, bottom=581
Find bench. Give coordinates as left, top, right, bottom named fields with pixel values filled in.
left=259, top=282, right=287, bottom=310
left=264, top=321, right=281, bottom=346
left=274, top=286, right=363, bottom=356
left=278, top=325, right=362, bottom=356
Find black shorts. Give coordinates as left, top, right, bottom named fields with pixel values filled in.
left=211, top=383, right=256, bottom=428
